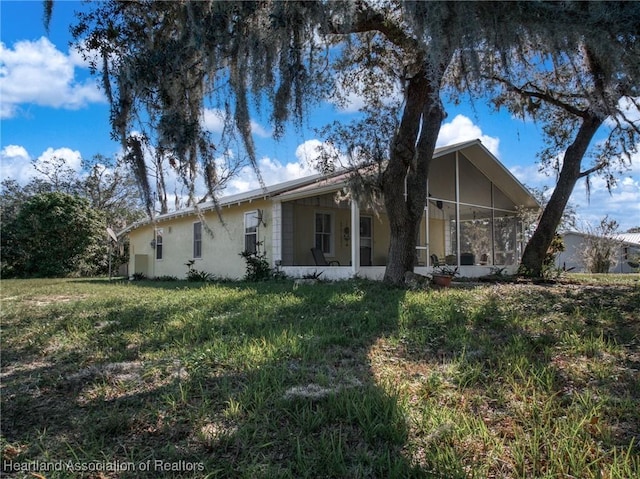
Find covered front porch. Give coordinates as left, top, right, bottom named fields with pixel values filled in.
left=271, top=195, right=522, bottom=280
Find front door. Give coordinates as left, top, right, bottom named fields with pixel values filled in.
left=360, top=216, right=372, bottom=266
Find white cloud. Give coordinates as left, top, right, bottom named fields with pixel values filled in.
left=250, top=120, right=271, bottom=138
left=1, top=145, right=32, bottom=184
left=437, top=114, right=500, bottom=157
left=217, top=116, right=503, bottom=198
left=223, top=154, right=318, bottom=196
left=294, top=139, right=325, bottom=166
left=336, top=91, right=366, bottom=114
left=220, top=138, right=348, bottom=197
left=68, top=39, right=99, bottom=69
left=605, top=96, right=640, bottom=128
left=0, top=37, right=105, bottom=118
left=509, top=164, right=554, bottom=191
left=35, top=147, right=83, bottom=173
left=553, top=144, right=640, bottom=231
left=507, top=153, right=640, bottom=232
left=202, top=109, right=226, bottom=133
left=569, top=172, right=640, bottom=232
left=625, top=147, right=640, bottom=175
left=1, top=145, right=83, bottom=185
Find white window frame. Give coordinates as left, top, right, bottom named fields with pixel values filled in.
left=244, top=211, right=259, bottom=254
left=193, top=221, right=202, bottom=259
left=155, top=228, right=164, bottom=261
left=314, top=211, right=334, bottom=256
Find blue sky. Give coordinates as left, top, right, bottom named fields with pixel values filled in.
left=1, top=0, right=639, bottom=231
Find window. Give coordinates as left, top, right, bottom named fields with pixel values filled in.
left=193, top=222, right=202, bottom=258
left=244, top=211, right=259, bottom=254
left=315, top=212, right=333, bottom=255
left=155, top=228, right=163, bottom=260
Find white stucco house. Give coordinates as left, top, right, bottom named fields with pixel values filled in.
left=119, top=139, right=539, bottom=280
left=556, top=231, right=640, bottom=274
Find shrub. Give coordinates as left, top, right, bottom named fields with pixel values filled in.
left=2, top=192, right=105, bottom=277
left=239, top=242, right=286, bottom=282
left=240, top=250, right=273, bottom=281
left=580, top=216, right=621, bottom=273
left=187, top=269, right=214, bottom=282
left=153, top=275, right=179, bottom=281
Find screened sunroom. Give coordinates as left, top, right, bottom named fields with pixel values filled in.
left=418, top=144, right=532, bottom=270
left=274, top=139, right=538, bottom=279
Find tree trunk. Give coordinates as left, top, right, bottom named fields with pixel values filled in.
left=520, top=115, right=603, bottom=277
left=382, top=70, right=446, bottom=285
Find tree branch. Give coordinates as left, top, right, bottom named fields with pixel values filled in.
left=324, top=0, right=420, bottom=54
left=616, top=104, right=640, bottom=136
left=579, top=161, right=608, bottom=179
left=489, top=75, right=588, bottom=118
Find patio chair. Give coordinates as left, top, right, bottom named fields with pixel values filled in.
left=430, top=254, right=441, bottom=267
left=311, top=247, right=340, bottom=266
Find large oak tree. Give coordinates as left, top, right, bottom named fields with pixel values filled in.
left=479, top=3, right=640, bottom=277
left=68, top=0, right=637, bottom=283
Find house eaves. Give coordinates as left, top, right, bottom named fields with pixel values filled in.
left=271, top=170, right=354, bottom=202
left=117, top=169, right=346, bottom=237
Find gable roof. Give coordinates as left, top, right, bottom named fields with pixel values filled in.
left=119, top=139, right=538, bottom=236
left=441, top=140, right=538, bottom=209
left=252, top=139, right=538, bottom=207
left=616, top=232, right=640, bottom=246
left=562, top=231, right=640, bottom=247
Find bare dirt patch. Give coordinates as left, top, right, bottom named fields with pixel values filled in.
left=25, top=294, right=89, bottom=307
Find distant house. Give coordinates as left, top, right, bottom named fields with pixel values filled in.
left=556, top=231, right=640, bottom=273
left=119, top=139, right=538, bottom=280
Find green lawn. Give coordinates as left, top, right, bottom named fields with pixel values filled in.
left=1, top=276, right=639, bottom=478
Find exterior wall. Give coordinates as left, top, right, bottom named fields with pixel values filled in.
left=556, top=233, right=640, bottom=274
left=555, top=233, right=586, bottom=272
left=129, top=227, right=154, bottom=277
left=614, top=246, right=640, bottom=273
left=281, top=266, right=355, bottom=281
left=128, top=199, right=273, bottom=279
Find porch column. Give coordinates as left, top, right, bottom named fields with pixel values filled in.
left=271, top=201, right=282, bottom=266
left=351, top=199, right=360, bottom=275
left=455, top=151, right=461, bottom=266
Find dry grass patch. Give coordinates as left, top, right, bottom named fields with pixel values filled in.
left=368, top=281, right=639, bottom=478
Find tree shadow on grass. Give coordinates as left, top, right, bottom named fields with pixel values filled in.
left=2, top=279, right=426, bottom=478
left=3, top=280, right=638, bottom=478
left=383, top=282, right=640, bottom=477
